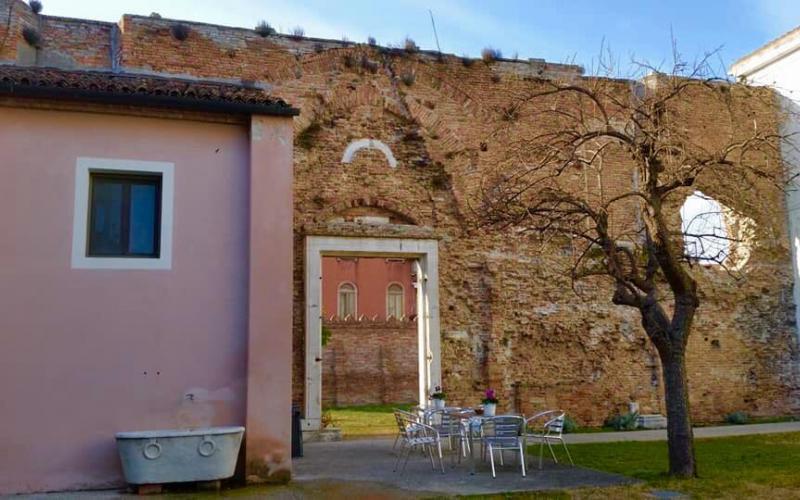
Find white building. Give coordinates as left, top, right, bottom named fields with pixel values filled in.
left=731, top=28, right=800, bottom=336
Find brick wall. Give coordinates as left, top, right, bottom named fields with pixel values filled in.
left=322, top=319, right=418, bottom=406
left=2, top=0, right=798, bottom=425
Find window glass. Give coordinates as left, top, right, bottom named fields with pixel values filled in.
left=338, top=283, right=357, bottom=318
left=387, top=283, right=404, bottom=319
left=89, top=181, right=124, bottom=255
left=88, top=173, right=161, bottom=257
left=129, top=184, right=158, bottom=255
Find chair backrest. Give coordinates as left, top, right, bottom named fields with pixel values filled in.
left=482, top=415, right=524, bottom=438
left=394, top=409, right=418, bottom=436
left=524, top=410, right=566, bottom=437
left=544, top=412, right=566, bottom=437
left=427, top=408, right=459, bottom=430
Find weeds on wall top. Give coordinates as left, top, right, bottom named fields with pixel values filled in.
left=29, top=0, right=42, bottom=14
left=254, top=20, right=276, bottom=37
left=481, top=46, right=502, bottom=62
left=461, top=55, right=476, bottom=67
left=367, top=36, right=377, bottom=46
left=290, top=26, right=305, bottom=39
left=403, top=37, right=419, bottom=53
left=170, top=23, right=190, bottom=41
left=21, top=26, right=41, bottom=48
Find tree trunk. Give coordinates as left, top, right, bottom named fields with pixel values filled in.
left=661, top=347, right=697, bottom=477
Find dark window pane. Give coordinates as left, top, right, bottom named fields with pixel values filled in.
left=87, top=173, right=161, bottom=258
left=89, top=181, right=124, bottom=255
left=129, top=184, right=158, bottom=255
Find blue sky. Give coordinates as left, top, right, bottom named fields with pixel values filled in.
left=41, top=0, right=800, bottom=74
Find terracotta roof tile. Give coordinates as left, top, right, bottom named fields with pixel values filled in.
left=0, top=65, right=299, bottom=116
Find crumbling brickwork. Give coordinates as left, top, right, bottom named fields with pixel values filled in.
left=2, top=0, right=798, bottom=425
left=322, top=319, right=418, bottom=406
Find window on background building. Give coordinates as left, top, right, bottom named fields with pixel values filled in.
left=386, top=283, right=404, bottom=319
left=338, top=282, right=357, bottom=318
left=88, top=172, right=162, bottom=257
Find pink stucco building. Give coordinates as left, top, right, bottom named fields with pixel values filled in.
left=0, top=66, right=297, bottom=493
left=321, top=256, right=417, bottom=319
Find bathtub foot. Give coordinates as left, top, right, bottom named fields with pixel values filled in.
left=136, top=484, right=163, bottom=495
left=198, top=480, right=222, bottom=492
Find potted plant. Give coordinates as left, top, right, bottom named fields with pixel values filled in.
left=429, top=385, right=446, bottom=409
left=482, top=388, right=498, bottom=416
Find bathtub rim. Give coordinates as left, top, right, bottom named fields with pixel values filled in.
left=115, top=426, right=245, bottom=440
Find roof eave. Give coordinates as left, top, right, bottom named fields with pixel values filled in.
left=0, top=81, right=301, bottom=117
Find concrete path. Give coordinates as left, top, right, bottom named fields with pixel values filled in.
left=564, top=421, right=800, bottom=444
left=293, top=437, right=637, bottom=497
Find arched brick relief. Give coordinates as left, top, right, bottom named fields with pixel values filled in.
left=341, top=139, right=398, bottom=168
left=319, top=197, right=421, bottom=226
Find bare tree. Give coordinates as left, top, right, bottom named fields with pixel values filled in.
left=479, top=51, right=793, bottom=477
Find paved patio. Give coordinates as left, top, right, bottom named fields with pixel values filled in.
left=292, top=437, right=637, bottom=496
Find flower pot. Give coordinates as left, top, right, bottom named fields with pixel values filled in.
left=432, top=398, right=446, bottom=409
left=483, top=403, right=496, bottom=417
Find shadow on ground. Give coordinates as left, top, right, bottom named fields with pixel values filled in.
left=14, top=438, right=637, bottom=499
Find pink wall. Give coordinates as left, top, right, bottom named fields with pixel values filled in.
left=0, top=107, right=293, bottom=493
left=321, top=257, right=416, bottom=319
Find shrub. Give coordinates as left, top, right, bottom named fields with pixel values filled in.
left=367, top=36, right=377, bottom=46
left=29, top=0, right=42, bottom=14
left=604, top=411, right=639, bottom=431
left=400, top=72, right=415, bottom=86
left=290, top=26, right=305, bottom=39
left=360, top=55, right=379, bottom=73
left=254, top=20, right=276, bottom=37
left=461, top=55, right=475, bottom=67
left=320, top=409, right=337, bottom=429
left=170, top=23, right=190, bottom=41
left=403, top=37, right=419, bottom=53
left=21, top=26, right=41, bottom=48
left=726, top=411, right=749, bottom=425
left=321, top=325, right=332, bottom=347
left=481, top=46, right=502, bottom=62
left=562, top=415, right=578, bottom=434
left=297, top=121, right=322, bottom=149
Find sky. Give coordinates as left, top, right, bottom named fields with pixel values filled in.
left=38, top=0, right=800, bottom=75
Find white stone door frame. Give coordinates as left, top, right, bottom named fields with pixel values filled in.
left=303, top=235, right=440, bottom=430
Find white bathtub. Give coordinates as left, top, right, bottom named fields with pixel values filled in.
left=115, top=426, right=244, bottom=485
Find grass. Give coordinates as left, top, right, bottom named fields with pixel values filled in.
left=329, top=405, right=800, bottom=498
left=472, top=432, right=800, bottom=499
left=326, top=403, right=413, bottom=437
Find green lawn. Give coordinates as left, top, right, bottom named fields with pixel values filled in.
left=329, top=405, right=800, bottom=498
left=326, top=403, right=413, bottom=437
left=484, top=432, right=800, bottom=499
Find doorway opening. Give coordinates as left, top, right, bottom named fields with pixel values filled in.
left=303, top=236, right=440, bottom=433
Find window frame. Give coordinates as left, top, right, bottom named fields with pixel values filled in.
left=337, top=281, right=358, bottom=318
left=71, top=157, right=174, bottom=270
left=386, top=282, right=405, bottom=319
left=87, top=172, right=163, bottom=258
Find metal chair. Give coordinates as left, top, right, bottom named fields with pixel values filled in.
left=524, top=410, right=574, bottom=470
left=480, top=415, right=526, bottom=478
left=392, top=409, right=420, bottom=451
left=393, top=410, right=445, bottom=474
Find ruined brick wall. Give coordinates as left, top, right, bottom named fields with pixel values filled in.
left=322, top=319, right=418, bottom=406
left=2, top=0, right=798, bottom=424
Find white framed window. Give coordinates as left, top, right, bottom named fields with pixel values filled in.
left=337, top=282, right=357, bottom=318
left=71, top=157, right=174, bottom=270
left=386, top=282, right=404, bottom=319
